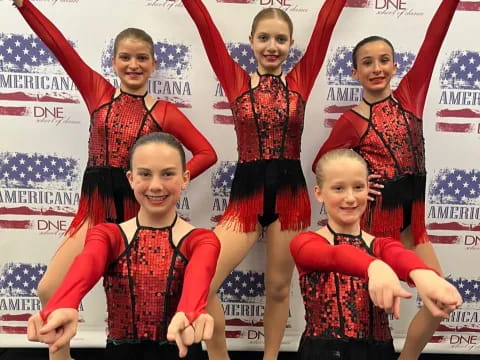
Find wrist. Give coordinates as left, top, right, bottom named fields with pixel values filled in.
left=409, top=268, right=436, bottom=284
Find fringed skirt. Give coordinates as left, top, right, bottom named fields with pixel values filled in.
left=362, top=173, right=428, bottom=245
left=219, top=159, right=311, bottom=233
left=298, top=336, right=395, bottom=360
left=67, top=166, right=139, bottom=236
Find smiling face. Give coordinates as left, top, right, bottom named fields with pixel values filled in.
left=315, top=157, right=368, bottom=234
left=352, top=40, right=397, bottom=101
left=127, top=141, right=189, bottom=227
left=249, top=16, right=293, bottom=75
left=112, top=37, right=156, bottom=95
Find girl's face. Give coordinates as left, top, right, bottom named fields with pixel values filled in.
left=315, top=158, right=368, bottom=234
left=127, top=142, right=189, bottom=226
left=112, top=37, right=156, bottom=95
left=249, top=17, right=293, bottom=75
left=352, top=40, right=397, bottom=99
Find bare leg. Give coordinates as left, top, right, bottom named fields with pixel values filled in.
left=398, top=226, right=443, bottom=360
left=262, top=221, right=298, bottom=360
left=37, top=221, right=89, bottom=360
left=205, top=223, right=261, bottom=360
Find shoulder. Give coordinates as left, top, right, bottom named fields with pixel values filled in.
left=86, top=222, right=121, bottom=241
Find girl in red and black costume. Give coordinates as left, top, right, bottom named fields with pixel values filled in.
left=291, top=149, right=461, bottom=360
left=13, top=1, right=216, bottom=357
left=27, top=132, right=221, bottom=360
left=312, top=1, right=460, bottom=358
left=181, top=0, right=345, bottom=358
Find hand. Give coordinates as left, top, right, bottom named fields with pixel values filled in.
left=367, top=174, right=383, bottom=201
left=27, top=309, right=79, bottom=353
left=13, top=0, right=24, bottom=7
left=367, top=260, right=412, bottom=319
left=409, top=269, right=463, bottom=319
left=167, top=312, right=214, bottom=358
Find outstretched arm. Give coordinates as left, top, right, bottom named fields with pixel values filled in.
left=395, top=0, right=460, bottom=118
left=289, top=0, right=346, bottom=100
left=159, top=102, right=217, bottom=179
left=181, top=0, right=248, bottom=103
left=14, top=0, right=109, bottom=113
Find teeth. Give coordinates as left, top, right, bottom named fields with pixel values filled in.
left=147, top=195, right=167, bottom=201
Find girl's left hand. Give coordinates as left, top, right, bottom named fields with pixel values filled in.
left=368, top=174, right=383, bottom=201
left=409, top=269, right=463, bottom=319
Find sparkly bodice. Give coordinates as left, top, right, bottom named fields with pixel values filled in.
left=104, top=223, right=186, bottom=341
left=357, top=97, right=425, bottom=180
left=88, top=92, right=161, bottom=168
left=299, top=232, right=391, bottom=341
left=231, top=74, right=305, bottom=162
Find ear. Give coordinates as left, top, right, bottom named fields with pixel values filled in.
left=249, top=34, right=254, bottom=48
left=181, top=170, right=191, bottom=190
left=313, top=185, right=324, bottom=204
left=126, top=170, right=134, bottom=189
left=392, top=61, right=398, bottom=75
left=111, top=57, right=117, bottom=75
left=351, top=67, right=358, bottom=81
left=290, top=38, right=295, bottom=47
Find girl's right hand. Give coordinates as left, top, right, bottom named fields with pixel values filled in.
left=367, top=174, right=383, bottom=201
left=367, top=260, right=412, bottom=319
left=13, top=0, right=24, bottom=7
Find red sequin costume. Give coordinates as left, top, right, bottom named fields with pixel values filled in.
left=17, top=0, right=217, bottom=235
left=313, top=0, right=459, bottom=244
left=290, top=227, right=430, bottom=360
left=183, top=0, right=346, bottom=231
left=40, top=215, right=220, bottom=351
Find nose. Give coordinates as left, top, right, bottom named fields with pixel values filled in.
left=149, top=175, right=164, bottom=191
left=266, top=38, right=277, bottom=52
left=344, top=188, right=355, bottom=203
left=372, top=60, right=381, bottom=73
left=128, top=58, right=139, bottom=69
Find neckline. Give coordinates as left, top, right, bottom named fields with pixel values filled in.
left=362, top=94, right=393, bottom=107
left=135, top=213, right=178, bottom=230
left=256, top=69, right=282, bottom=78
left=326, top=223, right=362, bottom=238
left=119, top=88, right=148, bottom=98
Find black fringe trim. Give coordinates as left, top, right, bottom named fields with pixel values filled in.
left=380, top=173, right=426, bottom=208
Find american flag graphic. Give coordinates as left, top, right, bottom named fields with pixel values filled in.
left=0, top=32, right=79, bottom=117
left=436, top=50, right=480, bottom=133
left=324, top=46, right=414, bottom=128
left=213, top=43, right=303, bottom=125
left=0, top=152, right=80, bottom=230
left=101, top=39, right=192, bottom=107
left=210, top=161, right=236, bottom=223
left=427, top=169, right=480, bottom=244
left=0, top=262, right=46, bottom=334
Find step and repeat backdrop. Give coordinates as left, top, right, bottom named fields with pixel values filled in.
left=0, top=0, right=479, bottom=354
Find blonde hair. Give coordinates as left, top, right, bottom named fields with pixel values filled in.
left=315, top=149, right=368, bottom=187
left=250, top=8, right=293, bottom=37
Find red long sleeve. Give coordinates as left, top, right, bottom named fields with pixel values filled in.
left=290, top=232, right=375, bottom=278
left=181, top=0, right=249, bottom=103
left=17, top=0, right=112, bottom=114
left=154, top=101, right=217, bottom=179
left=177, top=229, right=220, bottom=323
left=372, top=237, right=431, bottom=285
left=287, top=0, right=346, bottom=101
left=40, top=224, right=122, bottom=322
left=394, top=0, right=459, bottom=118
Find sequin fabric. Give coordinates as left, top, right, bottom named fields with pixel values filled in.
left=104, top=227, right=186, bottom=341
left=88, top=92, right=161, bottom=168
left=231, top=75, right=305, bottom=162
left=299, top=233, right=391, bottom=341
left=357, top=97, right=425, bottom=180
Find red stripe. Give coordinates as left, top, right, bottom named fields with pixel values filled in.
left=0, top=326, right=27, bottom=334
left=324, top=104, right=355, bottom=113
left=435, top=122, right=474, bottom=133
left=225, top=330, right=242, bottom=338
left=437, top=324, right=480, bottom=332
left=429, top=235, right=459, bottom=245
left=0, top=313, right=32, bottom=321
left=458, top=1, right=480, bottom=11
left=0, top=92, right=78, bottom=104
left=0, top=220, right=31, bottom=229
left=214, top=114, right=234, bottom=125
left=324, top=118, right=337, bottom=128
left=429, top=335, right=446, bottom=343
left=213, top=101, right=231, bottom=110
left=0, top=106, right=28, bottom=116
left=226, top=319, right=263, bottom=327
left=437, top=108, right=480, bottom=118
left=345, top=0, right=370, bottom=7
left=428, top=222, right=480, bottom=231
left=0, top=206, right=75, bottom=217
left=216, top=0, right=254, bottom=3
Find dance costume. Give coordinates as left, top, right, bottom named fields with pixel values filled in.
left=183, top=0, right=345, bottom=231
left=17, top=0, right=217, bottom=235
left=290, top=227, right=430, bottom=360
left=40, top=215, right=220, bottom=359
left=313, top=0, right=459, bottom=244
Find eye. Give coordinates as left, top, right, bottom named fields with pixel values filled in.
left=138, top=55, right=150, bottom=62
left=258, top=34, right=268, bottom=41
left=138, top=171, right=151, bottom=177
left=355, top=184, right=366, bottom=191
left=277, top=36, right=288, bottom=44
left=119, top=54, right=130, bottom=61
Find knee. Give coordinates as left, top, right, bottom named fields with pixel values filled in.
left=265, top=280, right=291, bottom=303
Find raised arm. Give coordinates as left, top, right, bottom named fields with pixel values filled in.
left=395, top=0, right=459, bottom=118
left=181, top=0, right=249, bottom=103
left=158, top=102, right=217, bottom=179
left=39, top=224, right=121, bottom=321
left=288, top=0, right=346, bottom=100
left=14, top=0, right=110, bottom=113
left=177, top=229, right=220, bottom=324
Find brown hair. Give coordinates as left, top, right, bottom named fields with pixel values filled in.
left=129, top=132, right=186, bottom=171
left=315, top=149, right=368, bottom=187
left=352, top=36, right=395, bottom=69
left=113, top=28, right=155, bottom=58
left=250, top=8, right=293, bottom=37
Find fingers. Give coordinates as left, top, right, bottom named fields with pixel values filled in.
left=392, top=296, right=401, bottom=320
left=423, top=297, right=449, bottom=319
left=27, top=316, right=41, bottom=342
left=201, top=315, right=214, bottom=341
left=49, top=323, right=77, bottom=353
